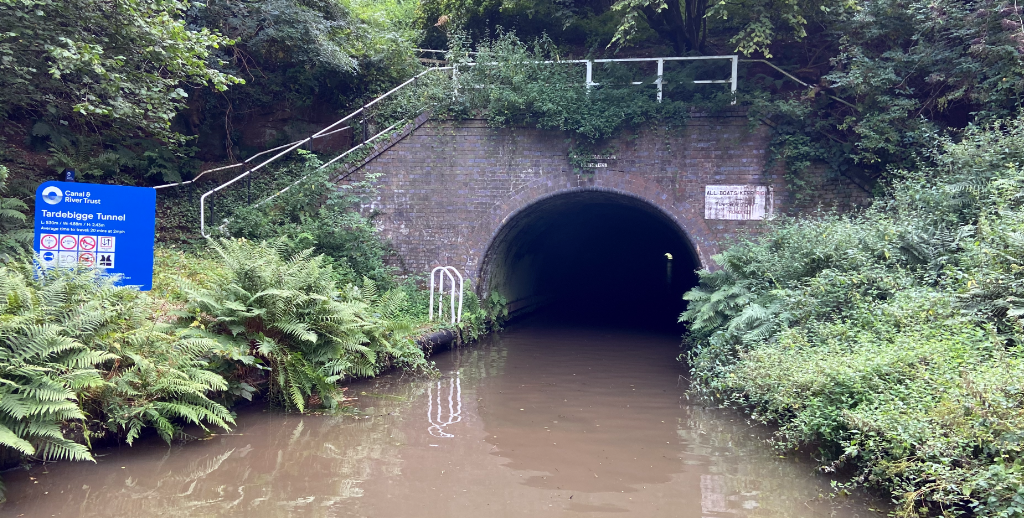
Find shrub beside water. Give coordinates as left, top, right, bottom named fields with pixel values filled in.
left=0, top=264, right=237, bottom=493
left=177, top=239, right=430, bottom=412
left=682, top=118, right=1024, bottom=516
left=0, top=170, right=503, bottom=501
left=0, top=239, right=496, bottom=498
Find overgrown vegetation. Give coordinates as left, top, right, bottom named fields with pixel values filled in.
left=0, top=165, right=31, bottom=262
left=0, top=162, right=504, bottom=500
left=453, top=32, right=734, bottom=142
left=0, top=263, right=237, bottom=492
left=178, top=239, right=428, bottom=412
left=0, top=0, right=241, bottom=144
left=0, top=0, right=424, bottom=185
left=218, top=152, right=396, bottom=286
left=416, top=0, right=1024, bottom=192
left=681, top=117, right=1024, bottom=516
left=4, top=0, right=1024, bottom=513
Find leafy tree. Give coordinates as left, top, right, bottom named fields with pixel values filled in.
left=609, top=0, right=852, bottom=55
left=746, top=0, right=1024, bottom=189
left=183, top=0, right=422, bottom=162
left=192, top=0, right=361, bottom=76
left=610, top=0, right=710, bottom=53
left=417, top=0, right=620, bottom=51
left=0, top=0, right=241, bottom=144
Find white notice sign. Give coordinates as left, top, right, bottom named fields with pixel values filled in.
left=704, top=185, right=774, bottom=220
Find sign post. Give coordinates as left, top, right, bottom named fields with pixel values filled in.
left=33, top=181, right=156, bottom=290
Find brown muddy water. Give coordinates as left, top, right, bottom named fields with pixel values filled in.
left=0, top=321, right=885, bottom=517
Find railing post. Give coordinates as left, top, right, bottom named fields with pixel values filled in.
left=452, top=65, right=459, bottom=100
left=585, top=60, right=594, bottom=93
left=731, top=56, right=738, bottom=105
left=246, top=165, right=251, bottom=205
left=656, top=58, right=664, bottom=102
left=362, top=105, right=369, bottom=144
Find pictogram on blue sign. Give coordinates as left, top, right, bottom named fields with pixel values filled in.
left=34, top=181, right=156, bottom=290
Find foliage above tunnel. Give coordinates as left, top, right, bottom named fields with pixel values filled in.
left=2, top=0, right=1021, bottom=191
left=418, top=0, right=1024, bottom=186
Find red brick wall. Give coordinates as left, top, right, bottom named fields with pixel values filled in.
left=338, top=111, right=869, bottom=288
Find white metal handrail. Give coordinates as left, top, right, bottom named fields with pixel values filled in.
left=192, top=66, right=452, bottom=237
left=457, top=54, right=738, bottom=103
left=155, top=53, right=740, bottom=238
left=429, top=266, right=464, bottom=324
left=414, top=50, right=737, bottom=103
left=207, top=120, right=406, bottom=235
left=252, top=120, right=402, bottom=210
left=152, top=129, right=349, bottom=191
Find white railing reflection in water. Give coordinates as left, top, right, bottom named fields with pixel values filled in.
left=427, top=375, right=463, bottom=438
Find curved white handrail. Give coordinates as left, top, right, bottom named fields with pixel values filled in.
left=169, top=66, right=450, bottom=237
left=447, top=267, right=464, bottom=321
left=429, top=266, right=464, bottom=324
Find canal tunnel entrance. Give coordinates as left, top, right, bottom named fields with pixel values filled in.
left=481, top=191, right=700, bottom=329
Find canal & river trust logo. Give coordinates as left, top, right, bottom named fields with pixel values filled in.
left=41, top=186, right=63, bottom=205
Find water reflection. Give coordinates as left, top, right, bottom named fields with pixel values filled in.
left=0, top=323, right=884, bottom=518
left=427, top=375, right=463, bottom=438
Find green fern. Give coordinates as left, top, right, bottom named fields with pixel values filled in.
left=180, top=239, right=428, bottom=412
left=0, top=266, right=108, bottom=501
left=0, top=259, right=239, bottom=502
left=0, top=166, right=31, bottom=263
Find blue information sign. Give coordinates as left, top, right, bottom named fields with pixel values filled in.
left=34, top=181, right=156, bottom=290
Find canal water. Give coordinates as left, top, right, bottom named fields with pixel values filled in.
left=0, top=319, right=884, bottom=517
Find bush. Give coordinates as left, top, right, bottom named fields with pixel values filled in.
left=178, top=239, right=429, bottom=412
left=456, top=31, right=735, bottom=144
left=681, top=117, right=1024, bottom=517
left=221, top=152, right=396, bottom=288
left=0, top=262, right=237, bottom=499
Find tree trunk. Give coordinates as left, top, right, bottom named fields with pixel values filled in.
left=642, top=0, right=708, bottom=54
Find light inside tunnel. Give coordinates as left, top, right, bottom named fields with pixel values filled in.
left=480, top=191, right=700, bottom=328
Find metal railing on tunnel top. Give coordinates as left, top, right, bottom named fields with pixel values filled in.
left=416, top=49, right=739, bottom=103
left=152, top=53, right=742, bottom=238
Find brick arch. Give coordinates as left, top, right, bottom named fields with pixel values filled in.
left=471, top=180, right=712, bottom=292
left=472, top=185, right=708, bottom=312
left=345, top=117, right=869, bottom=294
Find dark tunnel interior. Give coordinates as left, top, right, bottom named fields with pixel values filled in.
left=481, top=191, right=700, bottom=330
